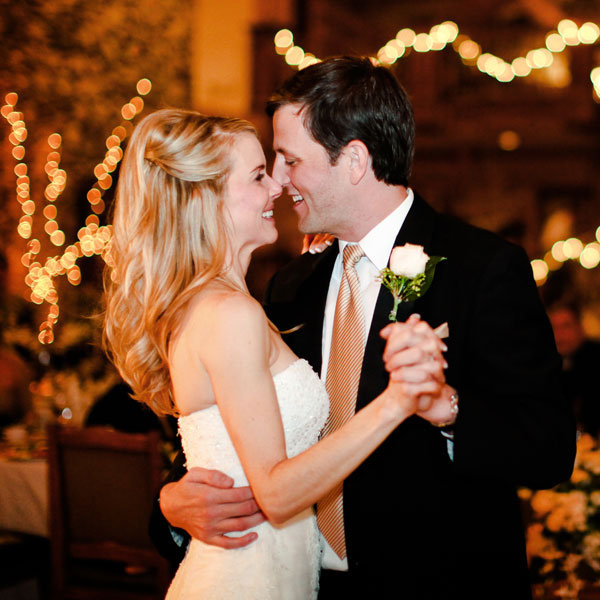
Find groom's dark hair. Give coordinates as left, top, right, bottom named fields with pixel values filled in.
left=266, top=56, right=415, bottom=187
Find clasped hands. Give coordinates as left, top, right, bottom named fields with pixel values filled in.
left=380, top=313, right=456, bottom=427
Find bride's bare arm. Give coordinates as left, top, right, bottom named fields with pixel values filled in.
left=194, top=293, right=441, bottom=525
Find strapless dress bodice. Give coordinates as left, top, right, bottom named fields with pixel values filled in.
left=166, top=358, right=329, bottom=600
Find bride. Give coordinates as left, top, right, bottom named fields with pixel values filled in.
left=103, top=108, right=444, bottom=599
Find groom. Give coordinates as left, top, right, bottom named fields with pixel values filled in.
left=151, top=57, right=575, bottom=599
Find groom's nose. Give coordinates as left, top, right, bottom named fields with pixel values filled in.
left=271, top=154, right=289, bottom=187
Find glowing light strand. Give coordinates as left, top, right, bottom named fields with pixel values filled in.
left=531, top=232, right=600, bottom=286
left=274, top=20, right=600, bottom=99
left=1, top=79, right=152, bottom=344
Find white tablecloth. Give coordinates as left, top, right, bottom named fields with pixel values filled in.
left=0, top=458, right=48, bottom=537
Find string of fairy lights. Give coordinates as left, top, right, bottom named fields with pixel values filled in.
left=275, top=19, right=600, bottom=285
left=1, top=78, right=152, bottom=344
left=274, top=19, right=600, bottom=97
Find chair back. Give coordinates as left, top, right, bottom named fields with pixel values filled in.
left=48, top=425, right=170, bottom=600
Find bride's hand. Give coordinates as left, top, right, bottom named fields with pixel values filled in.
left=384, top=375, right=444, bottom=421
left=381, top=315, right=446, bottom=383
left=380, top=314, right=447, bottom=417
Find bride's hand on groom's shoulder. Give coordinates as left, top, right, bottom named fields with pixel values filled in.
left=160, top=467, right=266, bottom=549
left=301, top=233, right=335, bottom=254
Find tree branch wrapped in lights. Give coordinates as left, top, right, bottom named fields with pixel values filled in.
left=0, top=80, right=152, bottom=344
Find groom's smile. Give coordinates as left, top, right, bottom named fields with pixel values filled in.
left=271, top=103, right=349, bottom=238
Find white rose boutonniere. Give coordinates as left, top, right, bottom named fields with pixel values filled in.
left=389, top=244, right=430, bottom=278
left=379, top=243, right=446, bottom=321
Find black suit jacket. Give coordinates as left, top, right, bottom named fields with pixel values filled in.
left=150, top=195, right=575, bottom=599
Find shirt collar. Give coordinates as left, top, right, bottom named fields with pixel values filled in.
left=339, top=188, right=414, bottom=270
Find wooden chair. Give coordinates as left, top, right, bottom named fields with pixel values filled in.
left=48, top=425, right=171, bottom=600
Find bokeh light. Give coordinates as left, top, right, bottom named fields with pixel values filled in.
left=531, top=259, right=549, bottom=285
left=136, top=78, right=152, bottom=96
left=498, top=130, right=521, bottom=151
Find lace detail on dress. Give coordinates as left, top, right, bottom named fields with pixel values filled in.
left=166, top=359, right=329, bottom=600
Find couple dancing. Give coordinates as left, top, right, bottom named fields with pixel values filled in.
left=105, top=57, right=575, bottom=599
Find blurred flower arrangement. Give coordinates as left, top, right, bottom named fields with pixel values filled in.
left=30, top=354, right=119, bottom=429
left=521, top=433, right=600, bottom=596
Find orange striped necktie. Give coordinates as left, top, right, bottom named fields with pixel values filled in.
left=317, top=243, right=366, bottom=560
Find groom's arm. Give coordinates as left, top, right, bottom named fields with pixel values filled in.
left=150, top=450, right=266, bottom=556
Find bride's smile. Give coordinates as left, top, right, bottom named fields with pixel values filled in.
left=222, top=133, right=282, bottom=271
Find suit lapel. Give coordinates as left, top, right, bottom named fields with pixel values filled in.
left=356, top=194, right=437, bottom=410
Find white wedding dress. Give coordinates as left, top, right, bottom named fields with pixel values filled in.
left=165, top=358, right=329, bottom=600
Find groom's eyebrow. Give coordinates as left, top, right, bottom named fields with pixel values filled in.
left=275, top=147, right=297, bottom=160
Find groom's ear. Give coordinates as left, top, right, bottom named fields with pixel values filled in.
left=343, top=140, right=371, bottom=185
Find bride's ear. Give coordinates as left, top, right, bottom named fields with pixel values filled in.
left=343, top=140, right=370, bottom=185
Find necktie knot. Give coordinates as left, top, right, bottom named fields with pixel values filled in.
left=343, top=244, right=364, bottom=270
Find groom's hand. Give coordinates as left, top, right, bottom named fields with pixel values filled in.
left=381, top=316, right=458, bottom=428
left=381, top=315, right=447, bottom=415
left=160, top=467, right=266, bottom=549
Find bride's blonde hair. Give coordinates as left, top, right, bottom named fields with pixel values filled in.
left=103, top=108, right=257, bottom=416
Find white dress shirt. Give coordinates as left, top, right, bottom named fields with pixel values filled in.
left=320, top=189, right=414, bottom=570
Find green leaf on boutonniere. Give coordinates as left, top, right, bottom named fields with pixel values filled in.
left=402, top=255, right=446, bottom=302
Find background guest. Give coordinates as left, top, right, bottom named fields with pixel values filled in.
left=548, top=303, right=600, bottom=437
